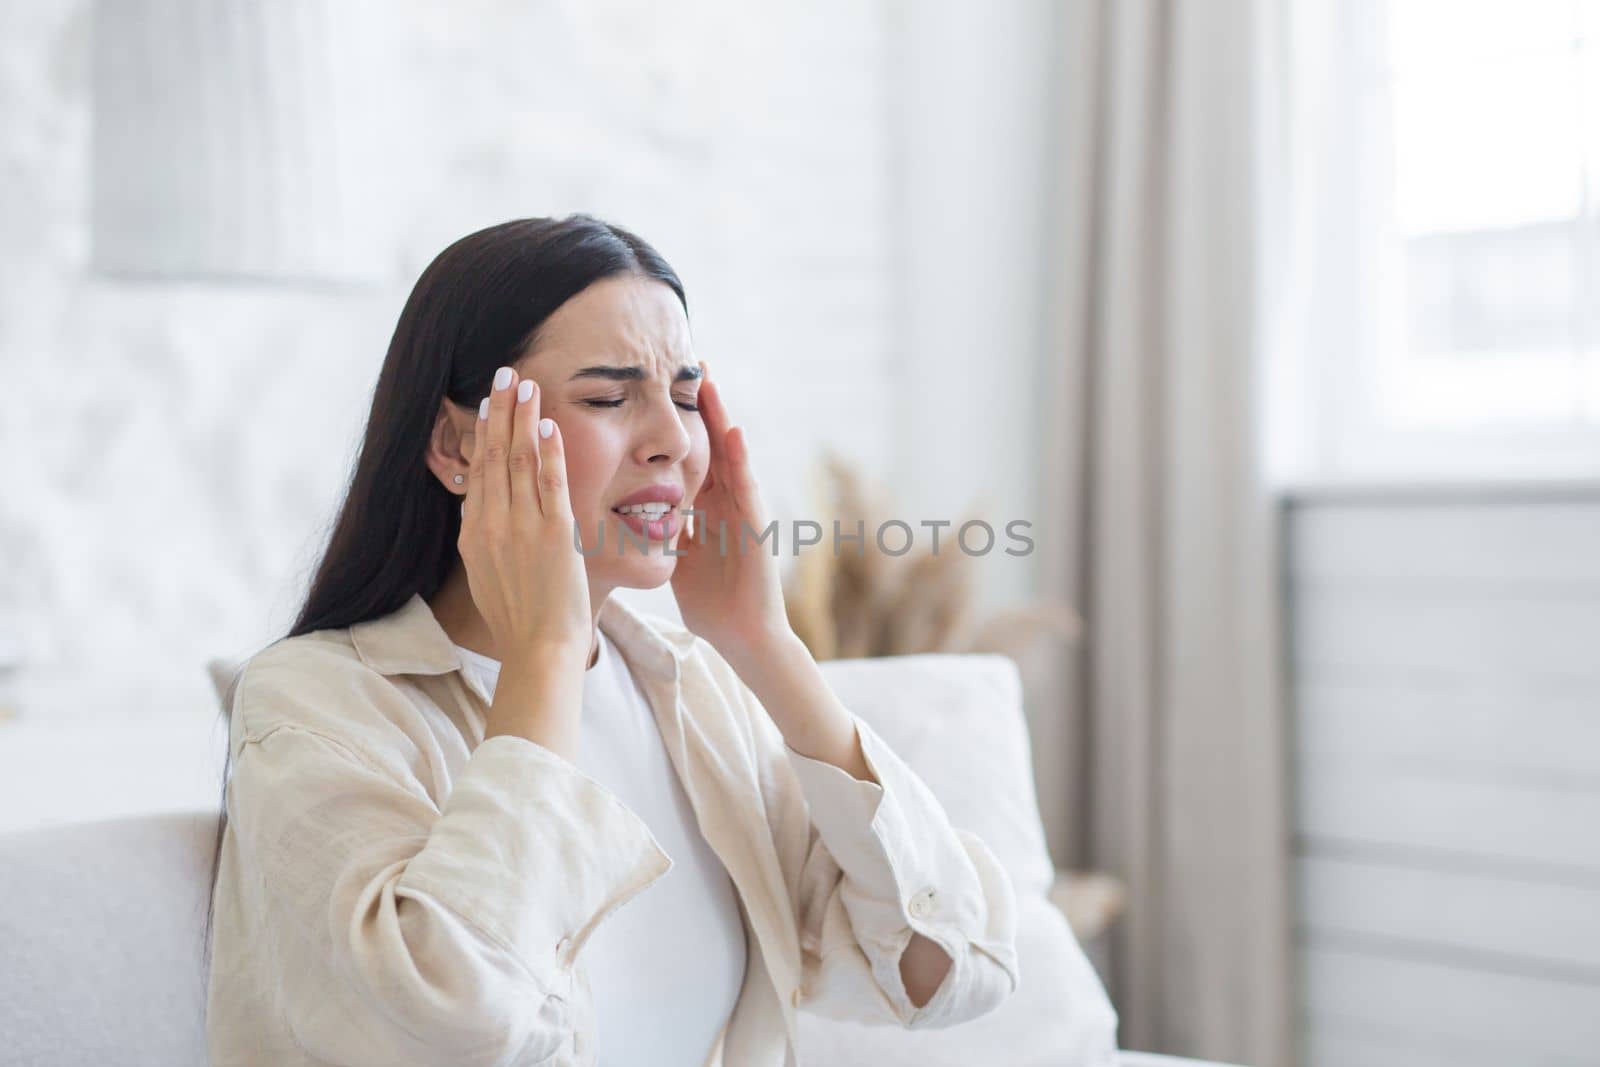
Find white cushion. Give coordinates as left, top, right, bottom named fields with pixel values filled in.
left=806, top=654, right=1120, bottom=1066
left=796, top=895, right=1120, bottom=1067
left=819, top=653, right=1058, bottom=899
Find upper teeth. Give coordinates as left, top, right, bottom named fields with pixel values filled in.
left=617, top=503, right=672, bottom=516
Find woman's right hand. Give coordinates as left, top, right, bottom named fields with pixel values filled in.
left=459, top=364, right=592, bottom=670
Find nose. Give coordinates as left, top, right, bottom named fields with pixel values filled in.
left=633, top=384, right=693, bottom=466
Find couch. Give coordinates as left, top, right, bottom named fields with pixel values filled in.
left=0, top=651, right=1237, bottom=1067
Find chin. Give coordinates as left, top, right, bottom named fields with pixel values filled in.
left=602, top=547, right=680, bottom=591
left=582, top=510, right=689, bottom=591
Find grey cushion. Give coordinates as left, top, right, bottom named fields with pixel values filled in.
left=0, top=811, right=218, bottom=1066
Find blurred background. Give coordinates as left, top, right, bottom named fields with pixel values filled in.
left=2, top=1, right=1598, bottom=1064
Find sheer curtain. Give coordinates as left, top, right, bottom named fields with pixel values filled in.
left=1034, top=1, right=1292, bottom=1063
left=1269, top=0, right=1600, bottom=486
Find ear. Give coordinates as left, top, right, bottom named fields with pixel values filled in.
left=423, top=399, right=475, bottom=492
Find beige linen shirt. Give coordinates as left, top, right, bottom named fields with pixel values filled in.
left=205, top=592, right=1020, bottom=1066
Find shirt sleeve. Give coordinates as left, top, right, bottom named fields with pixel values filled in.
left=691, top=628, right=1023, bottom=1032
left=223, top=666, right=671, bottom=1067
left=779, top=713, right=1021, bottom=1029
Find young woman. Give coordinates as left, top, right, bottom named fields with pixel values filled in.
left=203, top=215, right=1019, bottom=1066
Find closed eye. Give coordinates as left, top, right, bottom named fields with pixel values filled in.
left=584, top=397, right=700, bottom=412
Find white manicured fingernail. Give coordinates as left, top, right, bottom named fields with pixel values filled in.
left=494, top=367, right=513, bottom=391
left=478, top=397, right=489, bottom=420
left=517, top=379, right=534, bottom=403
left=539, top=418, right=554, bottom=439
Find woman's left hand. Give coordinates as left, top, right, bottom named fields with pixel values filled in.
left=671, top=361, right=794, bottom=668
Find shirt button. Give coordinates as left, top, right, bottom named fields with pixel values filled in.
left=908, top=887, right=937, bottom=919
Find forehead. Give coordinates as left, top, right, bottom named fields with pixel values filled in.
left=525, top=274, right=691, bottom=374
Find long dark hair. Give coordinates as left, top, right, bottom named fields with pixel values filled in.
left=201, top=214, right=688, bottom=971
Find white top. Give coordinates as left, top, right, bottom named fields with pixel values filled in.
left=455, top=631, right=747, bottom=1067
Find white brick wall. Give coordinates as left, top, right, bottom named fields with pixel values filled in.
left=0, top=0, right=901, bottom=721
left=0, top=0, right=1060, bottom=839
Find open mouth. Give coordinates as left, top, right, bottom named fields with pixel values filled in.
left=611, top=502, right=679, bottom=540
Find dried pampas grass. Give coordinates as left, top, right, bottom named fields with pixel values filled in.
left=782, top=451, right=1081, bottom=673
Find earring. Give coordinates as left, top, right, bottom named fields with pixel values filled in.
left=453, top=474, right=464, bottom=485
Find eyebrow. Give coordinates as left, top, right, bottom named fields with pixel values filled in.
left=568, top=364, right=703, bottom=384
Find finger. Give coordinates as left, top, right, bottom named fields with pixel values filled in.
left=695, top=359, right=717, bottom=493
left=484, top=365, right=518, bottom=524
left=463, top=392, right=489, bottom=525
left=697, top=370, right=735, bottom=487
left=509, top=377, right=541, bottom=522
left=535, top=415, right=574, bottom=522
left=725, top=425, right=762, bottom=512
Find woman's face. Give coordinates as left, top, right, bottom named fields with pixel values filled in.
left=507, top=274, right=709, bottom=596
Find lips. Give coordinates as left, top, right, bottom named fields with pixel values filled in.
left=610, top=483, right=685, bottom=509
left=611, top=502, right=680, bottom=541
left=610, top=484, right=684, bottom=542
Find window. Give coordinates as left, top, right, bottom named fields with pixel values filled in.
left=1271, top=0, right=1600, bottom=482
